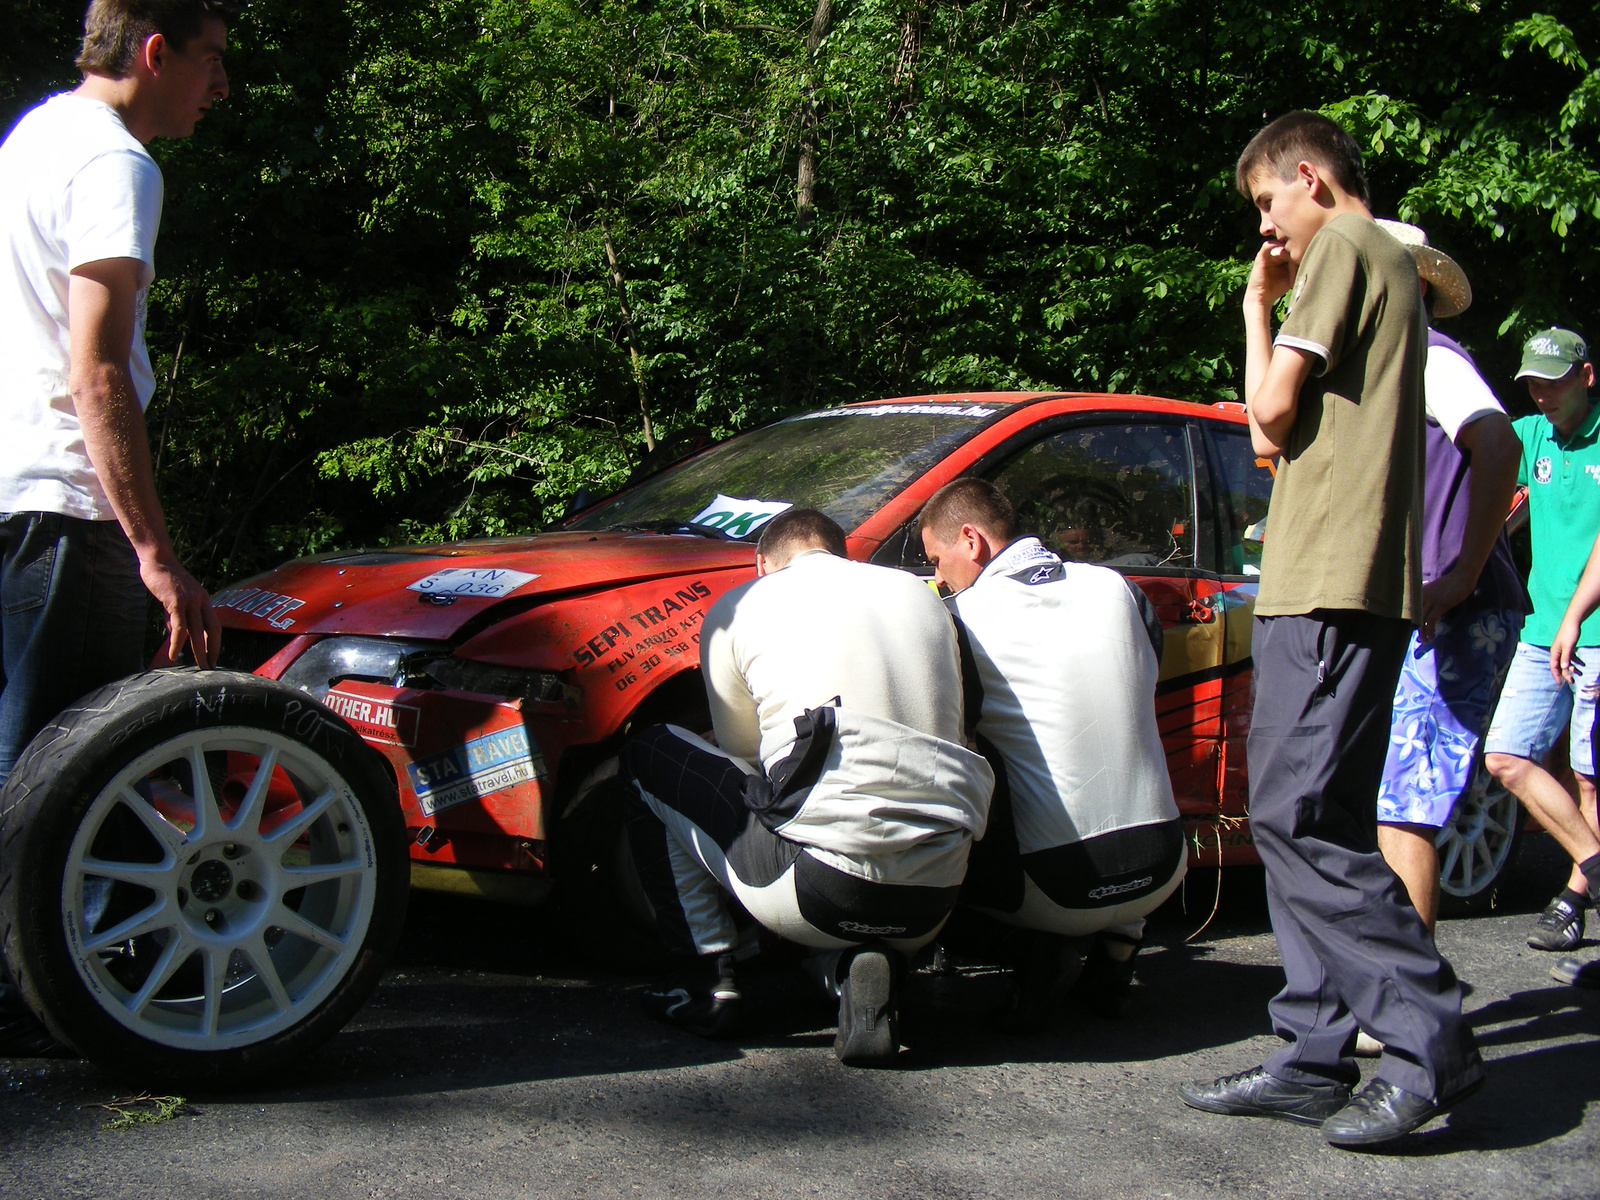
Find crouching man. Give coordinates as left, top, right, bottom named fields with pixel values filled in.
left=918, top=479, right=1186, bottom=1028
left=621, top=508, right=993, bottom=1066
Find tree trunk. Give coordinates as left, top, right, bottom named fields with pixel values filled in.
left=600, top=217, right=655, bottom=452
left=796, top=0, right=833, bottom=231
left=890, top=0, right=928, bottom=104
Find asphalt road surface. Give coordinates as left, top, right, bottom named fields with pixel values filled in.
left=2, top=836, right=1597, bottom=1200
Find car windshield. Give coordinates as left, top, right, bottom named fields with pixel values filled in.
left=564, top=402, right=1004, bottom=538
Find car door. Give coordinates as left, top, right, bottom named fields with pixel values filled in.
left=1196, top=415, right=1277, bottom=860
left=884, top=413, right=1228, bottom=828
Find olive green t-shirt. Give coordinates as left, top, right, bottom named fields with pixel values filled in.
left=1256, top=213, right=1425, bottom=621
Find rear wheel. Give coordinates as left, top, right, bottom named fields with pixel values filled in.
left=0, top=669, right=408, bottom=1088
left=1437, top=760, right=1524, bottom=917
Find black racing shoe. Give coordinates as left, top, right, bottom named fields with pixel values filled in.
left=1322, top=1075, right=1486, bottom=1148
left=834, top=944, right=900, bottom=1067
left=1527, top=895, right=1586, bottom=952
left=641, top=953, right=742, bottom=1039
left=1550, top=955, right=1600, bottom=988
left=1178, top=1066, right=1353, bottom=1126
left=1073, top=932, right=1142, bottom=1019
left=994, top=930, right=1084, bottom=1035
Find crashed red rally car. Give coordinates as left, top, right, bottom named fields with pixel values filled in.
left=0, top=392, right=1522, bottom=1086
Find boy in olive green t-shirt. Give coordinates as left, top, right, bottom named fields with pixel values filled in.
left=1177, top=111, right=1481, bottom=1149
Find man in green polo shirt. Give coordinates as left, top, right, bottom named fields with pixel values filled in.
left=1485, top=327, right=1600, bottom=953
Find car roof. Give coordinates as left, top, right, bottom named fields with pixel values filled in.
left=838, top=390, right=1245, bottom=423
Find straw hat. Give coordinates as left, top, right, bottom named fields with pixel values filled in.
left=1375, top=219, right=1472, bottom=319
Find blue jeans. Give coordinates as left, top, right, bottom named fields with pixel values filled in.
left=1484, top=640, right=1600, bottom=777
left=0, top=512, right=147, bottom=787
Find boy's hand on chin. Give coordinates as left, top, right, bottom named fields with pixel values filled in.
left=1246, top=240, right=1296, bottom=309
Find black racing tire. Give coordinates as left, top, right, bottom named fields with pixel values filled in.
left=0, top=668, right=408, bottom=1089
left=550, top=756, right=666, bottom=970
left=1437, top=758, right=1525, bottom=919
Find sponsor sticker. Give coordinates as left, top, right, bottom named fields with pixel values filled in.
left=406, top=567, right=539, bottom=599
left=406, top=725, right=546, bottom=817
left=325, top=688, right=420, bottom=746
left=690, top=495, right=792, bottom=538
left=791, top=403, right=996, bottom=419
left=1087, top=876, right=1154, bottom=900
left=213, top=586, right=306, bottom=629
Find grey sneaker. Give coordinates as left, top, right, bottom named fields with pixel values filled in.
left=1527, top=895, right=1586, bottom=952
left=1178, top=1066, right=1352, bottom=1126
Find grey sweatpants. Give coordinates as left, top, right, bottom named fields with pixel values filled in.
left=1249, top=611, right=1481, bottom=1103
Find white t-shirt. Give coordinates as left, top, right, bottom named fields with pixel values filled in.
left=1425, top=342, right=1504, bottom=443
left=0, top=93, right=162, bottom=520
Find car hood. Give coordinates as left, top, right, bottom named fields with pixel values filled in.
left=212, top=531, right=756, bottom=641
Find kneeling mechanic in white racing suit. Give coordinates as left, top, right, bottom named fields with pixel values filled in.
left=622, top=508, right=993, bottom=1065
left=919, top=479, right=1185, bottom=1028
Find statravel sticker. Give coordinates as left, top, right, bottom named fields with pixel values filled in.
left=691, top=495, right=792, bottom=538
left=406, top=725, right=547, bottom=817
left=406, top=567, right=539, bottom=599
left=325, top=688, right=420, bottom=747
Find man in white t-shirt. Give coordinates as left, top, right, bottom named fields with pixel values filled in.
left=0, top=0, right=232, bottom=1056
left=1369, top=223, right=1525, bottom=941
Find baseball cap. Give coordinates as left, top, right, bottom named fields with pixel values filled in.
left=1517, top=327, right=1590, bottom=381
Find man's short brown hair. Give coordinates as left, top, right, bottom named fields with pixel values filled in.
left=756, top=508, right=847, bottom=565
left=77, top=0, right=239, bottom=79
left=917, top=478, right=1016, bottom=545
left=1235, top=111, right=1370, bottom=207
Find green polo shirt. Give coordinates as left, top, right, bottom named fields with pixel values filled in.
left=1515, top=399, right=1600, bottom=646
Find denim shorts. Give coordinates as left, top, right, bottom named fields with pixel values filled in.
left=1377, top=608, right=1521, bottom=827
left=1483, top=640, right=1600, bottom=777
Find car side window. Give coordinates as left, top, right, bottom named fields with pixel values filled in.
left=1204, top=423, right=1275, bottom=577
left=984, top=422, right=1197, bottom=568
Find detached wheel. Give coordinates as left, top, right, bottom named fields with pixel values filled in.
left=0, top=668, right=407, bottom=1088
left=1437, top=759, right=1524, bottom=918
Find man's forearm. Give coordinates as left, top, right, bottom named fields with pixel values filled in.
left=1243, top=302, right=1284, bottom=458
left=1448, top=416, right=1521, bottom=593
left=1243, top=301, right=1274, bottom=405
left=71, top=359, right=174, bottom=560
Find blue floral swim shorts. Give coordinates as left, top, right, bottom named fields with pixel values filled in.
left=1377, top=607, right=1523, bottom=828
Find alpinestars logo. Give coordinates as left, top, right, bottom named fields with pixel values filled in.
left=1087, top=876, right=1154, bottom=900
left=838, top=920, right=908, bottom=935
left=1534, top=456, right=1554, bottom=485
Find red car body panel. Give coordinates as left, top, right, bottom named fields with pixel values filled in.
left=220, top=392, right=1268, bottom=899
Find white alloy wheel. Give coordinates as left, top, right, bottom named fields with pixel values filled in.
left=62, top=728, right=379, bottom=1050
left=1436, top=764, right=1522, bottom=907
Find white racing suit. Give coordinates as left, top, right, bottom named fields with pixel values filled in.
left=950, top=538, right=1186, bottom=939
left=623, top=703, right=993, bottom=957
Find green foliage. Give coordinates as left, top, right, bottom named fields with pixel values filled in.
left=86, top=1093, right=191, bottom=1131
left=5, top=0, right=1596, bottom=584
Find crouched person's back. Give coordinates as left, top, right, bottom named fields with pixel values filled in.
left=919, top=478, right=1185, bottom=1031
left=620, top=508, right=992, bottom=1066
